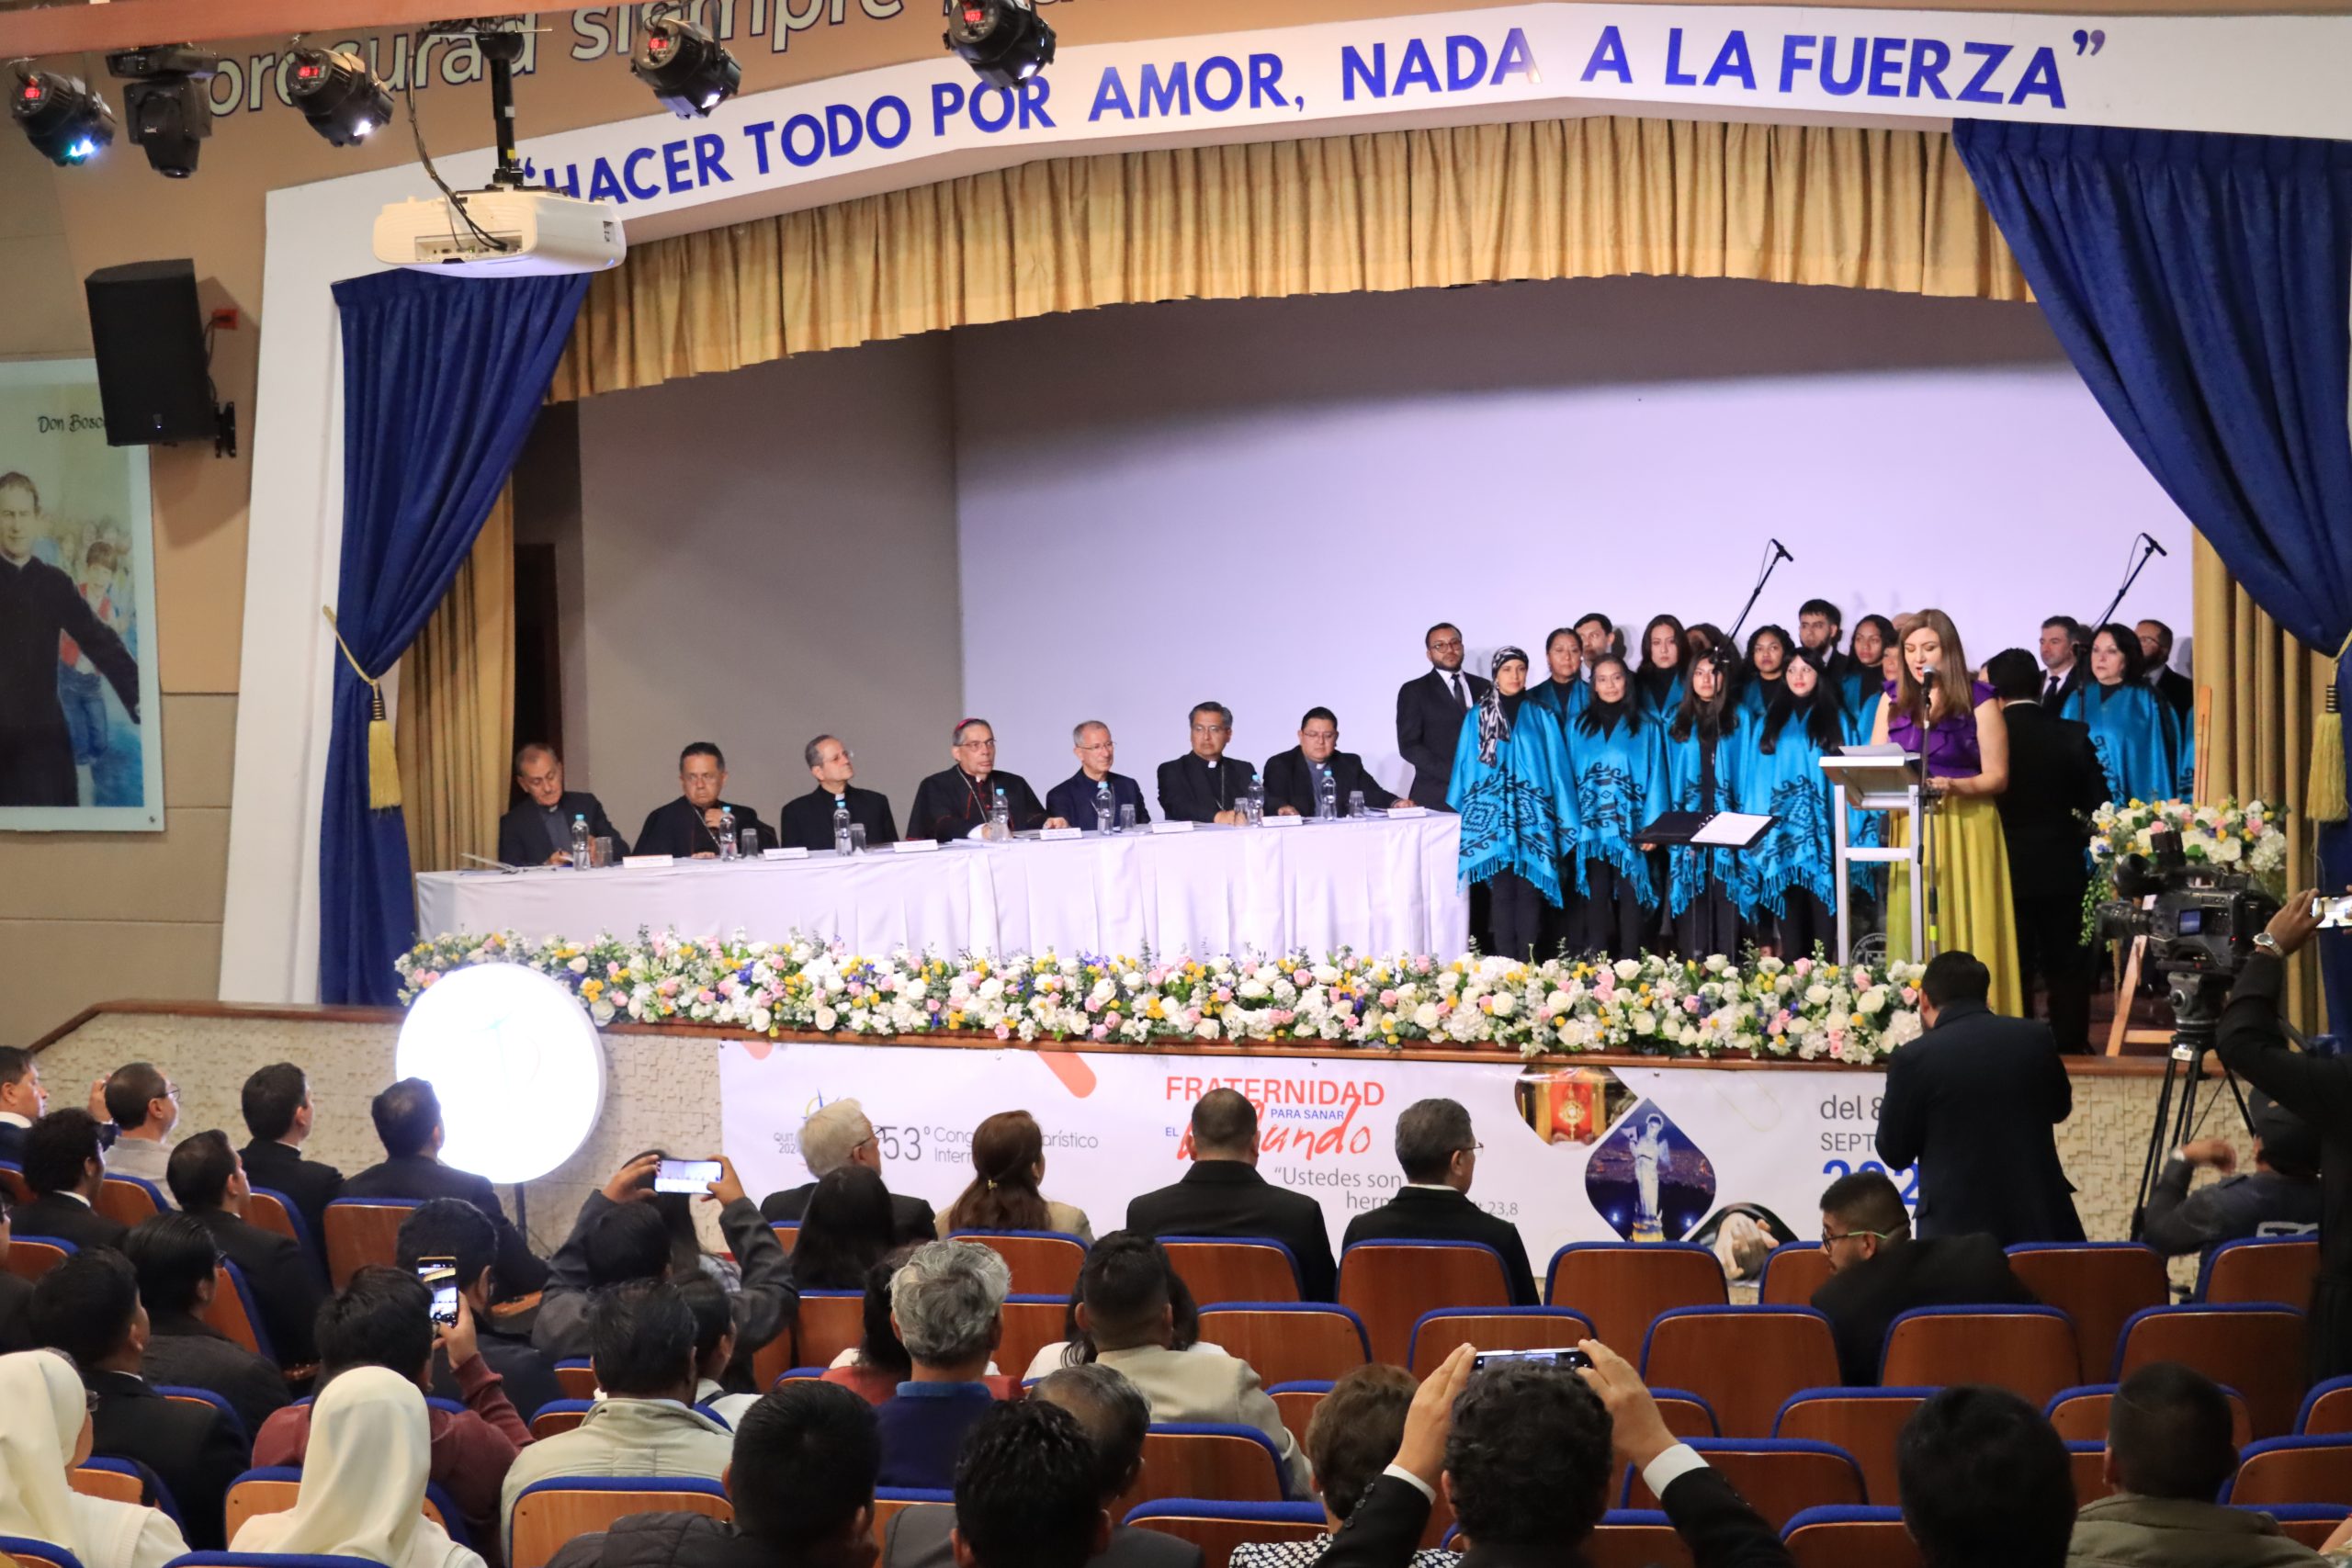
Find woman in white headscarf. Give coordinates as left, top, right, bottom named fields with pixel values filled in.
left=0, top=1350, right=187, bottom=1568
left=230, top=1366, right=484, bottom=1568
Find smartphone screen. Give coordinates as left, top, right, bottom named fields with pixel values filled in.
left=1470, top=1347, right=1593, bottom=1371
left=654, top=1157, right=723, bottom=1195
left=417, top=1258, right=458, bottom=1327
left=2314, top=896, right=2352, bottom=930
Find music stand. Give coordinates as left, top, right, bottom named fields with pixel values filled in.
left=1822, top=749, right=1928, bottom=965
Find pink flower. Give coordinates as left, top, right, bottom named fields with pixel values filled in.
left=1184, top=1009, right=1203, bottom=1027
left=1380, top=989, right=1399, bottom=1007
left=993, top=1024, right=1012, bottom=1040
left=1105, top=1012, right=1122, bottom=1029
left=1090, top=1024, right=1110, bottom=1042
left=1294, top=969, right=1313, bottom=986
left=1683, top=997, right=1702, bottom=1013
left=1214, top=987, right=1233, bottom=1003
left=1768, top=1012, right=1788, bottom=1036
left=1793, top=957, right=1814, bottom=976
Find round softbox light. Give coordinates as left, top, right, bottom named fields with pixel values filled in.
left=395, top=963, right=606, bottom=1184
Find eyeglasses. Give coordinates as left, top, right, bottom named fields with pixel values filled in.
left=84, top=1388, right=101, bottom=1414
left=1821, top=1225, right=1895, bottom=1247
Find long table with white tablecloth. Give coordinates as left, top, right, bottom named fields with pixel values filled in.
left=414, top=813, right=1466, bottom=955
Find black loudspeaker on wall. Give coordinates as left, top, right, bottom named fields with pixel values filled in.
left=83, top=258, right=232, bottom=454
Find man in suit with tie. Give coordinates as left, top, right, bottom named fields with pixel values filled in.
left=1395, top=624, right=1489, bottom=813
left=1262, top=708, right=1410, bottom=819
left=13, top=1108, right=129, bottom=1252
left=2136, top=618, right=2197, bottom=721
left=759, top=1096, right=937, bottom=1245
left=1341, top=1098, right=1537, bottom=1305
left=237, top=1062, right=344, bottom=1260
left=1125, top=1088, right=1338, bottom=1301
left=168, top=1128, right=326, bottom=1368
left=496, top=743, right=629, bottom=866
left=1157, top=703, right=1257, bottom=825
left=1986, top=649, right=2109, bottom=1054
left=2038, top=615, right=2087, bottom=707
left=343, top=1077, right=551, bottom=1298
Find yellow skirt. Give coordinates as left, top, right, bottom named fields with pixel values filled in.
left=1885, top=793, right=2022, bottom=1016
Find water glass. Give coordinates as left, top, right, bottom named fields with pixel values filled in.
left=1118, top=804, right=1137, bottom=832
left=1348, top=790, right=1367, bottom=818
left=738, top=829, right=760, bottom=859
left=849, top=823, right=868, bottom=853
left=594, top=836, right=615, bottom=868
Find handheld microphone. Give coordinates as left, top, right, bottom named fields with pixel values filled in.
left=2142, top=532, right=2169, bottom=558
left=1771, top=538, right=1794, bottom=563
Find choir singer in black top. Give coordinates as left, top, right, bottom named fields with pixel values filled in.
left=635, top=741, right=775, bottom=856
left=908, top=717, right=1061, bottom=840
left=1158, top=701, right=1257, bottom=824
left=1262, top=707, right=1409, bottom=817
left=777, top=733, right=899, bottom=851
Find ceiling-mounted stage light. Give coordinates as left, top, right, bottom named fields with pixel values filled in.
left=288, top=45, right=391, bottom=146
left=630, top=19, right=741, bottom=118
left=944, top=0, right=1056, bottom=89
left=11, top=68, right=116, bottom=166
left=107, top=44, right=217, bottom=178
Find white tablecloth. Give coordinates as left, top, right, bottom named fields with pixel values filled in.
left=414, top=814, right=1466, bottom=957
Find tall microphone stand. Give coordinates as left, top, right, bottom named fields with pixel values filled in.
left=2087, top=533, right=2168, bottom=633
left=1727, top=540, right=1793, bottom=643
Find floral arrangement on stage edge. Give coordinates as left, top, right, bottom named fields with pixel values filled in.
left=395, top=931, right=1928, bottom=1065
left=2083, top=796, right=2289, bottom=938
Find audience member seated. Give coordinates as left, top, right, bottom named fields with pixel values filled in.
left=398, top=1199, right=564, bottom=1423
left=533, top=1154, right=793, bottom=1367
left=123, top=1212, right=292, bottom=1438
left=1, top=1191, right=37, bottom=1351
left=1232, top=1365, right=1453, bottom=1568
left=18, top=1109, right=130, bottom=1252
left=238, top=1062, right=345, bottom=1256
left=1069, top=1232, right=1311, bottom=1496
left=29, top=1247, right=249, bottom=1549
left=876, top=1241, right=1016, bottom=1490
left=792, top=1166, right=902, bottom=1291
left=232, top=1363, right=489, bottom=1568
left=1125, top=1089, right=1338, bottom=1303
left=2143, top=1093, right=2323, bottom=1274
left=1898, top=1385, right=2077, bottom=1568
left=0, top=1044, right=87, bottom=1165
left=546, top=1382, right=883, bottom=1568
left=166, top=1128, right=324, bottom=1369
left=1026, top=1260, right=1216, bottom=1379
left=98, top=1063, right=178, bottom=1202
left=760, top=1097, right=938, bottom=1245
left=0, top=1348, right=190, bottom=1568
left=2068, top=1361, right=2324, bottom=1567
left=938, top=1110, right=1094, bottom=1242
left=256, top=1266, right=531, bottom=1564
left=824, top=1248, right=925, bottom=1404
left=683, top=1275, right=756, bottom=1427
left=948, top=1399, right=1110, bottom=1568
left=345, top=1078, right=550, bottom=1299
left=1340, top=1098, right=1537, bottom=1306
left=1810, top=1170, right=2036, bottom=1387
left=500, top=1280, right=734, bottom=1562
left=1318, top=1341, right=1793, bottom=1568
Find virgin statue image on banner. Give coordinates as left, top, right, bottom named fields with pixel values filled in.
left=1585, top=1099, right=1716, bottom=1243
left=0, top=359, right=161, bottom=832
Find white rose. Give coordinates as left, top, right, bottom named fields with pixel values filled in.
left=1546, top=990, right=1571, bottom=1012
left=1312, top=964, right=1341, bottom=985
left=1805, top=983, right=1830, bottom=1006
left=1859, top=987, right=1889, bottom=1015
left=1194, top=1018, right=1221, bottom=1040
left=1632, top=1010, right=1657, bottom=1034
left=1438, top=972, right=1462, bottom=994
left=1239, top=978, right=1270, bottom=999
left=568, top=955, right=589, bottom=974
left=977, top=976, right=1004, bottom=1000
left=814, top=1005, right=839, bottom=1031
left=1414, top=1003, right=1442, bottom=1030
left=1613, top=959, right=1641, bottom=980
left=1490, top=990, right=1516, bottom=1016
left=2214, top=835, right=2245, bottom=863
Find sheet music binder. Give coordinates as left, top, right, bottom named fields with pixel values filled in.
left=1635, top=810, right=1773, bottom=850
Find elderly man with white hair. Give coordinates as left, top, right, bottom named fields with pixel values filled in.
left=759, top=1097, right=937, bottom=1244
left=873, top=1240, right=1013, bottom=1490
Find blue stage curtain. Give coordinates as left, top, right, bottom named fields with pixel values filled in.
left=319, top=270, right=590, bottom=1004
left=1954, top=120, right=2352, bottom=1022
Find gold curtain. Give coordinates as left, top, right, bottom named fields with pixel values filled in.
left=396, top=489, right=516, bottom=874
left=2194, top=534, right=2330, bottom=1029
left=549, top=115, right=2026, bottom=401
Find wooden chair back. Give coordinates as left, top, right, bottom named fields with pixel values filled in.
left=1758, top=1245, right=1834, bottom=1307
left=509, top=1480, right=732, bottom=1568
left=1123, top=1502, right=1329, bottom=1559
left=2227, top=1437, right=2352, bottom=1507
left=1652, top=1391, right=1722, bottom=1440
left=2301, top=1378, right=2352, bottom=1436
left=868, top=1492, right=952, bottom=1548
left=552, top=1360, right=599, bottom=1400
left=6, top=1238, right=74, bottom=1284
left=949, top=1230, right=1088, bottom=1295
left=1545, top=1243, right=1729, bottom=1358
left=1266, top=1381, right=1330, bottom=1452
left=998, top=1293, right=1069, bottom=1382
left=1773, top=1390, right=1928, bottom=1506
left=200, top=1260, right=270, bottom=1359
left=2253, top=1506, right=2352, bottom=1549
left=770, top=1223, right=799, bottom=1255
left=794, top=1290, right=866, bottom=1370
left=0, top=1164, right=33, bottom=1207
left=322, top=1199, right=417, bottom=1289
left=1406, top=1307, right=1593, bottom=1380
left=1627, top=1441, right=1864, bottom=1529
left=1781, top=1507, right=1924, bottom=1568
left=2049, top=1384, right=2251, bottom=1449
left=2068, top=1443, right=2116, bottom=1502
left=0, top=1537, right=87, bottom=1568
left=68, top=1465, right=144, bottom=1507
left=1338, top=1241, right=1510, bottom=1366
left=1195, top=1304, right=1370, bottom=1387
left=529, top=1400, right=595, bottom=1439
left=1642, top=1308, right=1841, bottom=1438
left=2116, top=1304, right=2308, bottom=1438
left=95, top=1178, right=163, bottom=1230
left=2006, top=1244, right=2169, bottom=1382
left=1882, top=1308, right=2079, bottom=1410
left=244, top=1190, right=304, bottom=1250
left=1129, top=1424, right=1290, bottom=1510
left=2201, top=1237, right=2320, bottom=1308
left=1586, top=1511, right=1693, bottom=1568
left=1160, top=1237, right=1303, bottom=1303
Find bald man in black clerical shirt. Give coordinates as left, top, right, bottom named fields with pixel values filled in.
left=778, top=732, right=899, bottom=851
left=635, top=741, right=775, bottom=857
left=0, top=472, right=141, bottom=807
left=907, top=718, right=1061, bottom=841
left=1157, top=701, right=1257, bottom=824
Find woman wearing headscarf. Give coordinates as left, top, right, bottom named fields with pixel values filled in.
left=1634, top=615, right=1689, bottom=724
left=1660, top=652, right=1747, bottom=959
left=231, top=1365, right=485, bottom=1568
left=1448, top=646, right=1577, bottom=963
left=2060, top=622, right=2188, bottom=805
left=0, top=1350, right=187, bottom=1568
left=1735, top=649, right=1846, bottom=957
left=1568, top=653, right=1670, bottom=960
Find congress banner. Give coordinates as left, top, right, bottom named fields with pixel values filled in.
left=718, top=1040, right=1915, bottom=1274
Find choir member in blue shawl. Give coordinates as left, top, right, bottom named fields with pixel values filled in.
left=1736, top=647, right=1847, bottom=958
left=1634, top=615, right=1689, bottom=724
left=1660, top=652, right=1747, bottom=960
left=1449, top=647, right=1577, bottom=962
left=1737, top=624, right=1792, bottom=717
left=1687, top=622, right=1729, bottom=663
left=1525, top=626, right=1590, bottom=726
left=1840, top=615, right=1896, bottom=725
left=2061, top=622, right=2188, bottom=806
left=1568, top=653, right=1670, bottom=959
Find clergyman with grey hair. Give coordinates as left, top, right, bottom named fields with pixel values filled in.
left=874, top=1240, right=1013, bottom=1489
left=758, top=1098, right=936, bottom=1245
left=1340, top=1096, right=1537, bottom=1304
left=776, top=731, right=901, bottom=852
left=1045, top=720, right=1152, bottom=833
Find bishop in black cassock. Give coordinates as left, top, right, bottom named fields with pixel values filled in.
left=0, top=546, right=140, bottom=807
left=908, top=767, right=1050, bottom=840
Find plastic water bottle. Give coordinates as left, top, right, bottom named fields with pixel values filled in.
left=832, top=795, right=853, bottom=854
left=1095, top=780, right=1114, bottom=832
left=571, top=814, right=591, bottom=867
left=718, top=805, right=739, bottom=860
left=990, top=786, right=1010, bottom=839
left=1246, top=774, right=1265, bottom=825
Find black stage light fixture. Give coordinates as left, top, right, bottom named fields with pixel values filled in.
left=631, top=19, right=741, bottom=118
left=288, top=45, right=392, bottom=146
left=107, top=43, right=217, bottom=178
left=944, top=0, right=1056, bottom=89
left=11, top=67, right=116, bottom=166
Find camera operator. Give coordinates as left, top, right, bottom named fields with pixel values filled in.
left=2216, top=887, right=2348, bottom=1381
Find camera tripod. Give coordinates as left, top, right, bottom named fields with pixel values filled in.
left=2130, top=969, right=2257, bottom=1244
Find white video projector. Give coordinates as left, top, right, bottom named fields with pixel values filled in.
left=373, top=188, right=626, bottom=276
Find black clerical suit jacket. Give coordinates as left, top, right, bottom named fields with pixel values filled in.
left=634, top=796, right=775, bottom=858
left=0, top=553, right=141, bottom=807
left=762, top=1179, right=938, bottom=1247
left=1396, top=669, right=1489, bottom=812
left=343, top=1153, right=551, bottom=1296
left=909, top=768, right=1048, bottom=840
left=0, top=1117, right=27, bottom=1164
left=1876, top=999, right=2083, bottom=1245
left=237, top=1138, right=343, bottom=1269
left=497, top=791, right=629, bottom=867
left=1046, top=770, right=1152, bottom=831
left=2154, top=665, right=2195, bottom=720
left=1157, top=753, right=1258, bottom=824
left=13, top=1190, right=128, bottom=1251
left=1809, top=1234, right=2037, bottom=1385
left=189, top=1205, right=324, bottom=1367
left=1994, top=702, right=2108, bottom=900
left=86, top=1368, right=251, bottom=1549
left=141, top=1309, right=293, bottom=1440
left=1319, top=1467, right=1792, bottom=1568
left=1125, top=1160, right=1339, bottom=1302
left=1261, top=747, right=1401, bottom=818
left=1340, top=1186, right=1538, bottom=1306
left=777, top=784, right=900, bottom=852
left=0, top=1269, right=32, bottom=1353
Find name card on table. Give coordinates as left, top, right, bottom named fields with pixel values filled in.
left=1039, top=827, right=1085, bottom=841
left=1150, top=819, right=1196, bottom=834
left=893, top=838, right=942, bottom=854
left=1386, top=805, right=1429, bottom=817
left=761, top=847, right=809, bottom=861
left=621, top=854, right=675, bottom=868
left=1261, top=813, right=1304, bottom=828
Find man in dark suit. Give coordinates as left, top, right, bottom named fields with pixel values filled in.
left=2037, top=615, right=2087, bottom=707
left=1341, top=1098, right=1536, bottom=1305
left=1046, top=721, right=1153, bottom=832
left=0, top=1202, right=35, bottom=1350
left=237, top=1061, right=344, bottom=1261
left=344, top=1077, right=551, bottom=1298
left=14, top=1107, right=128, bottom=1252
left=2136, top=618, right=2196, bottom=721
left=1157, top=702, right=1257, bottom=825
left=777, top=732, right=900, bottom=852
left=759, top=1097, right=936, bottom=1245
left=1261, top=708, right=1409, bottom=819
left=398, top=1197, right=565, bottom=1422
left=167, top=1129, right=325, bottom=1368
left=1798, top=598, right=1852, bottom=688
left=0, top=1043, right=62, bottom=1164
left=1986, top=649, right=2109, bottom=1055
left=1321, top=1341, right=1794, bottom=1568
left=909, top=718, right=1061, bottom=840
left=635, top=741, right=776, bottom=858
left=32, top=1247, right=251, bottom=1549
left=1125, top=1088, right=1337, bottom=1302
left=496, top=743, right=629, bottom=866
left=1395, top=623, right=1489, bottom=812
left=1876, top=951, right=2084, bottom=1246
left=1899, top=1386, right=2081, bottom=1568
left=1808, top=1170, right=2036, bottom=1386
left=125, top=1211, right=293, bottom=1438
